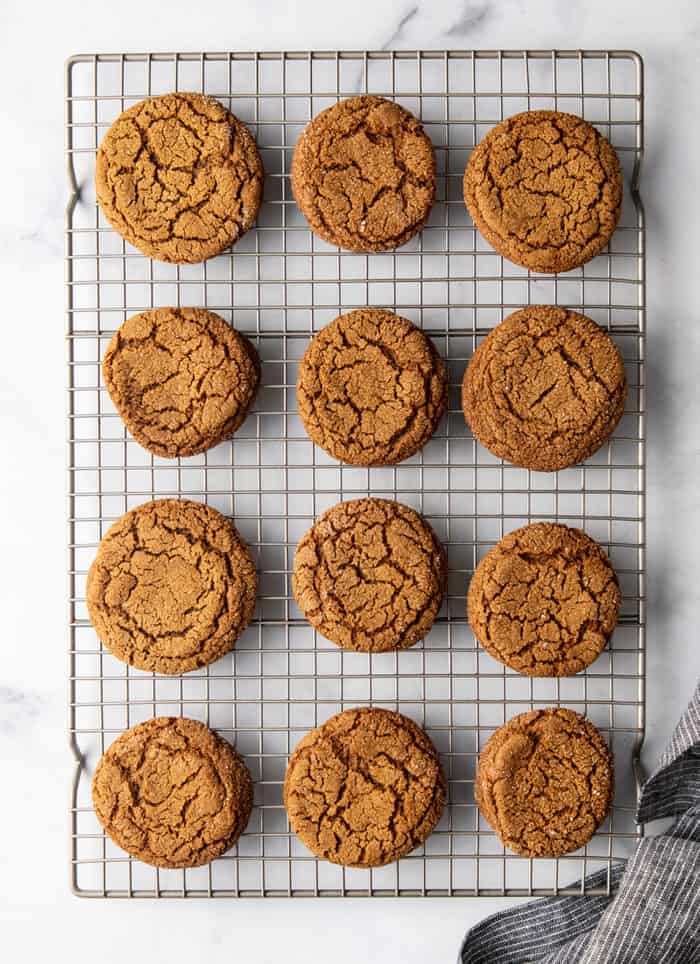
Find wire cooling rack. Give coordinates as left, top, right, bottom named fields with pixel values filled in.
left=66, top=49, right=645, bottom=898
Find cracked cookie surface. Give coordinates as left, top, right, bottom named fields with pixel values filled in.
left=92, top=717, right=253, bottom=868
left=476, top=708, right=613, bottom=857
left=86, top=498, right=257, bottom=674
left=462, top=305, right=627, bottom=472
left=103, top=307, right=259, bottom=458
left=297, top=309, right=447, bottom=466
left=284, top=707, right=446, bottom=867
left=96, top=92, right=263, bottom=263
left=293, top=498, right=446, bottom=653
left=291, top=96, right=435, bottom=251
left=463, top=110, right=622, bottom=273
left=468, top=523, right=620, bottom=677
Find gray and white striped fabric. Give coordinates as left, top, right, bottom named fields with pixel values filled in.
left=459, top=682, right=700, bottom=964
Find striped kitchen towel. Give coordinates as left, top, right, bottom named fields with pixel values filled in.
left=459, top=681, right=700, bottom=963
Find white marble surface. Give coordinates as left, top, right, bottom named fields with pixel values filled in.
left=2, top=0, right=700, bottom=960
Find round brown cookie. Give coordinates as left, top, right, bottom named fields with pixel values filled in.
left=291, top=96, right=435, bottom=251
left=293, top=498, right=446, bottom=653
left=475, top=708, right=614, bottom=857
left=284, top=707, right=446, bottom=867
left=463, top=110, right=623, bottom=273
left=103, top=307, right=259, bottom=458
left=96, top=92, right=263, bottom=263
left=297, top=309, right=447, bottom=466
left=86, top=498, right=257, bottom=674
left=92, top=717, right=253, bottom=868
left=462, top=305, right=627, bottom=472
left=468, top=523, right=620, bottom=677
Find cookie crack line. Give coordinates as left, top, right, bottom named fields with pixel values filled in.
left=297, top=309, right=447, bottom=467
left=476, top=708, right=613, bottom=858
left=103, top=307, right=259, bottom=459
left=293, top=497, right=447, bottom=654
left=292, top=95, right=436, bottom=252
left=86, top=499, right=257, bottom=675
left=92, top=717, right=253, bottom=869
left=107, top=135, right=244, bottom=247
left=462, top=305, right=627, bottom=472
left=517, top=325, right=616, bottom=404
left=284, top=708, right=446, bottom=867
left=468, top=522, right=621, bottom=677
left=463, top=109, right=623, bottom=273
left=96, top=91, right=264, bottom=264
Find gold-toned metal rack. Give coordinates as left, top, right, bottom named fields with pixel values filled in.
left=67, top=49, right=645, bottom=897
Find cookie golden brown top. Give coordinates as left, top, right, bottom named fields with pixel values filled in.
left=297, top=309, right=447, bottom=466
left=103, top=307, right=259, bottom=458
left=468, top=523, right=620, bottom=676
left=462, top=306, right=627, bottom=471
left=463, top=110, right=622, bottom=273
left=86, top=499, right=257, bottom=674
left=92, top=717, right=253, bottom=868
left=284, top=707, right=446, bottom=867
left=96, top=92, right=263, bottom=263
left=476, top=708, right=614, bottom=858
left=291, top=96, right=435, bottom=251
left=293, top=498, right=446, bottom=653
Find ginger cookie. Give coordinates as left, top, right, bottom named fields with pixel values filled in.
left=293, top=498, right=446, bottom=653
left=297, top=309, right=447, bottom=466
left=103, top=307, right=259, bottom=458
left=462, top=305, right=627, bottom=472
left=476, top=708, right=614, bottom=857
left=284, top=707, right=446, bottom=867
left=86, top=499, right=257, bottom=674
left=96, top=92, right=263, bottom=263
left=291, top=96, right=435, bottom=251
left=463, top=110, right=622, bottom=273
left=468, top=523, right=620, bottom=677
left=92, top=717, right=253, bottom=868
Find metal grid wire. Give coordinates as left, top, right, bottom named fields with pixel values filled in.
left=66, top=49, right=645, bottom=898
